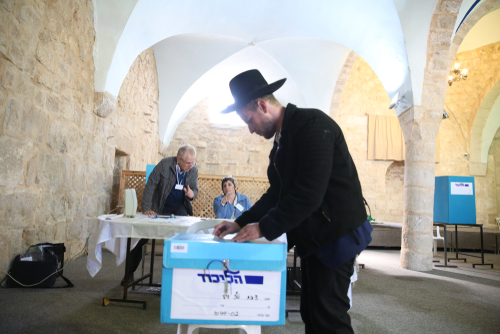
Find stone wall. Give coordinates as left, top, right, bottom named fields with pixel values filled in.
left=335, top=57, right=397, bottom=223
left=437, top=41, right=500, bottom=228
left=0, top=0, right=97, bottom=272
left=111, top=47, right=162, bottom=170
left=109, top=47, right=162, bottom=211
left=384, top=162, right=405, bottom=223
left=0, top=0, right=161, bottom=272
left=163, top=97, right=273, bottom=177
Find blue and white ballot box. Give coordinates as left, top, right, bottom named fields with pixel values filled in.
left=434, top=176, right=476, bottom=224
left=161, top=234, right=287, bottom=325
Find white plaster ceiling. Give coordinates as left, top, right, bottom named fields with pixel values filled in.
left=106, top=0, right=409, bottom=100
left=95, top=0, right=474, bottom=146
left=92, top=0, right=138, bottom=92
left=98, top=0, right=418, bottom=145
left=458, top=8, right=500, bottom=53
left=392, top=0, right=439, bottom=108
left=155, top=36, right=350, bottom=144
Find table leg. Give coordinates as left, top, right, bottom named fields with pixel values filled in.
left=123, top=237, right=132, bottom=298
left=444, top=225, right=448, bottom=263
left=103, top=237, right=147, bottom=309
left=449, top=224, right=466, bottom=263
left=435, top=224, right=457, bottom=268
left=472, top=225, right=494, bottom=268
left=149, top=239, right=156, bottom=285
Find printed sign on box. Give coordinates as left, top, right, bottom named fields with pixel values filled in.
left=450, top=182, right=473, bottom=195
left=171, top=268, right=281, bottom=321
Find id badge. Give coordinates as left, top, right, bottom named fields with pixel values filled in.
left=175, top=184, right=184, bottom=190
left=235, top=203, right=244, bottom=211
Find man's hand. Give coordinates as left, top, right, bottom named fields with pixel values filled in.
left=144, top=210, right=157, bottom=216
left=231, top=223, right=263, bottom=243
left=184, top=185, right=194, bottom=199
left=221, top=192, right=232, bottom=205
left=213, top=221, right=241, bottom=239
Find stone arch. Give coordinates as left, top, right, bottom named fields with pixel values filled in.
left=329, top=51, right=358, bottom=120
left=397, top=0, right=465, bottom=272
left=469, top=78, right=500, bottom=175
left=399, top=0, right=500, bottom=272
left=385, top=161, right=405, bottom=223
left=94, top=1, right=413, bottom=140
left=448, top=0, right=500, bottom=61
left=445, top=0, right=500, bottom=176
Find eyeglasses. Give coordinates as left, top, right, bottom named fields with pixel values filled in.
left=180, top=157, right=195, bottom=167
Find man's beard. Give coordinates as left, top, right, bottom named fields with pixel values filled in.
left=261, top=117, right=276, bottom=139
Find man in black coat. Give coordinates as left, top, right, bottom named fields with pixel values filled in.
left=213, top=69, right=372, bottom=333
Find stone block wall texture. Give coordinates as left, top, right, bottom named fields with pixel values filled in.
left=437, top=41, right=500, bottom=228
left=0, top=0, right=97, bottom=272
left=0, top=0, right=161, bottom=273
left=163, top=97, right=273, bottom=178
left=110, top=47, right=162, bottom=171
left=108, top=47, right=161, bottom=212
left=395, top=0, right=463, bottom=271
left=335, top=57, right=397, bottom=223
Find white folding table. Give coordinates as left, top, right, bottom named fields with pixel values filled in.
left=87, top=213, right=203, bottom=309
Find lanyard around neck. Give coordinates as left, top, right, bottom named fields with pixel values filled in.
left=175, top=164, right=185, bottom=186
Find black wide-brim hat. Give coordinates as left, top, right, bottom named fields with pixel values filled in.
left=221, top=69, right=286, bottom=114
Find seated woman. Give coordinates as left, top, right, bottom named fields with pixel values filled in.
left=213, top=175, right=252, bottom=219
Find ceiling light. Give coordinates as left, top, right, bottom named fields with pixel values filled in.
left=448, top=63, right=468, bottom=86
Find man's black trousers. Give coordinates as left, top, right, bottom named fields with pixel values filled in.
left=300, top=254, right=355, bottom=334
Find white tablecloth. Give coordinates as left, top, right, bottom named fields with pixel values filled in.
left=86, top=214, right=203, bottom=277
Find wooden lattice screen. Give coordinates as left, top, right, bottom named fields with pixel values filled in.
left=118, top=171, right=146, bottom=213
left=193, top=174, right=270, bottom=218
left=118, top=171, right=269, bottom=217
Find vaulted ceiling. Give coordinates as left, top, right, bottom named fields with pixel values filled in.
left=93, top=0, right=499, bottom=147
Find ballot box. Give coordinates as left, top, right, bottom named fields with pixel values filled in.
left=161, top=234, right=287, bottom=325
left=434, top=176, right=476, bottom=224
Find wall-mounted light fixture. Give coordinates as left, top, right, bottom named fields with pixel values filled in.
left=448, top=63, right=468, bottom=86
left=442, top=109, right=449, bottom=119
